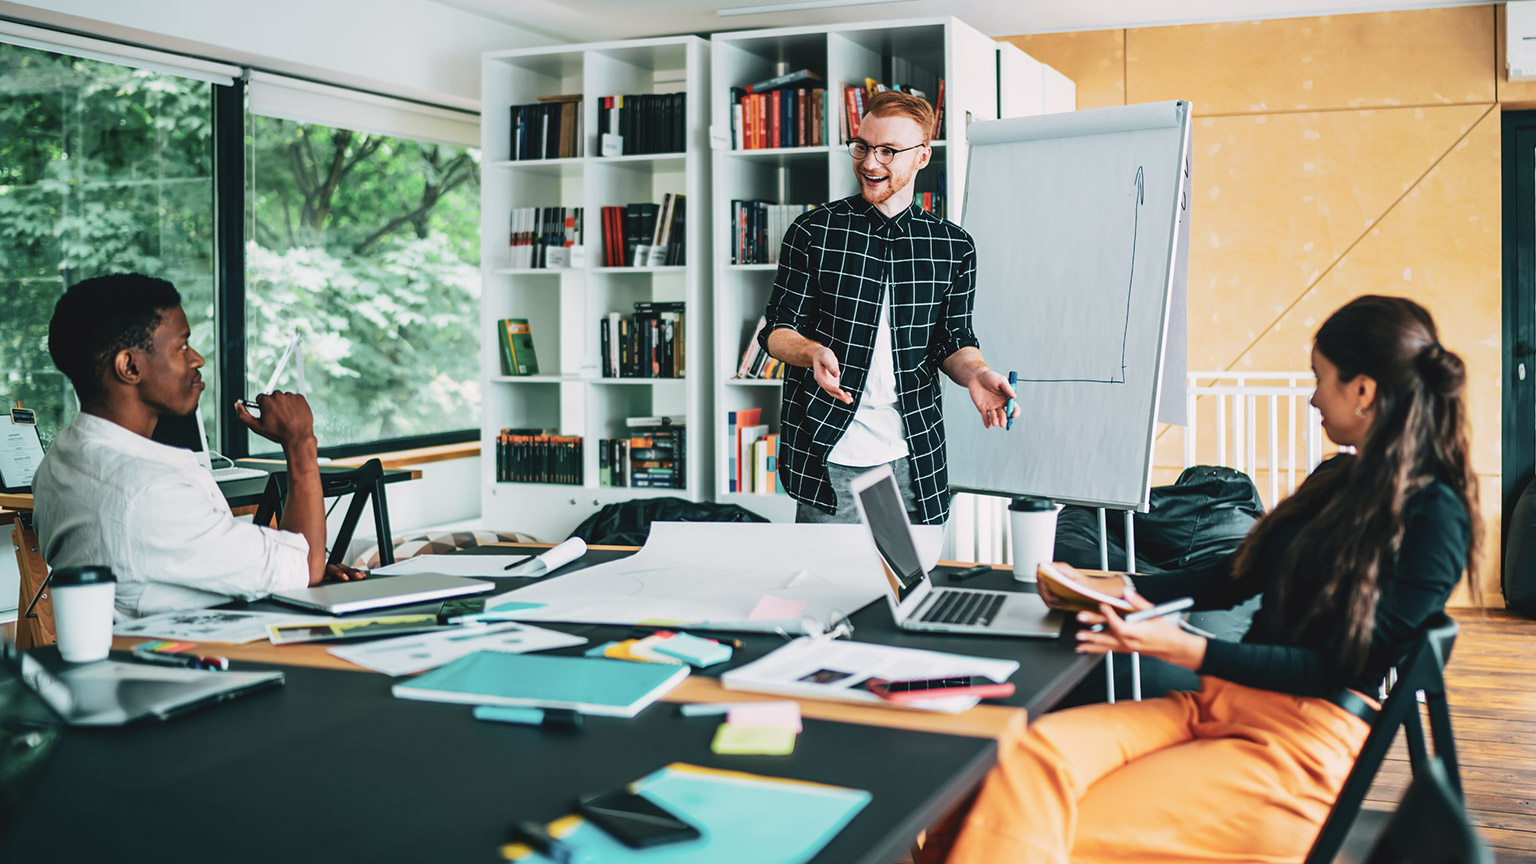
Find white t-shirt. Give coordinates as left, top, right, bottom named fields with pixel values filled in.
left=32, top=412, right=311, bottom=619
left=829, top=289, right=909, bottom=467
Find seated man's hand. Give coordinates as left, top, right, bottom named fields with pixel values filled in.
left=235, top=391, right=316, bottom=449
left=324, top=562, right=368, bottom=583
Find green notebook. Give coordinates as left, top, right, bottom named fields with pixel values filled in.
left=391, top=651, right=688, bottom=717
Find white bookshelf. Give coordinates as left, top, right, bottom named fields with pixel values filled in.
left=708, top=18, right=1004, bottom=521
left=480, top=36, right=711, bottom=541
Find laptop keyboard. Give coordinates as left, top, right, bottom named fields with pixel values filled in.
left=919, top=590, right=1006, bottom=627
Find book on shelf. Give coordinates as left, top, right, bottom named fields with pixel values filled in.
left=749, top=433, right=788, bottom=495
left=745, top=68, right=822, bottom=94
left=600, top=196, right=685, bottom=267
left=725, top=408, right=761, bottom=493
left=498, top=318, right=540, bottom=376
left=738, top=423, right=768, bottom=493
left=734, top=315, right=785, bottom=381
left=730, top=85, right=825, bottom=150
left=731, top=200, right=816, bottom=265
left=508, top=206, right=582, bottom=269
left=596, top=92, right=686, bottom=156
left=495, top=429, right=583, bottom=485
left=599, top=419, right=685, bottom=489
left=509, top=97, right=583, bottom=161
left=598, top=302, right=686, bottom=379
left=839, top=78, right=943, bottom=144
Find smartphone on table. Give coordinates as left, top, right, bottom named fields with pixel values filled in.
left=866, top=676, right=1016, bottom=704
left=576, top=786, right=701, bottom=848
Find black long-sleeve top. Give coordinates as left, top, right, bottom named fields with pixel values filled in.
left=1136, top=457, right=1471, bottom=696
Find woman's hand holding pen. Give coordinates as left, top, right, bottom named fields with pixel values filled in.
left=1075, top=591, right=1208, bottom=671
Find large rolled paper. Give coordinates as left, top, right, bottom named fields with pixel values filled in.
left=504, top=536, right=587, bottom=578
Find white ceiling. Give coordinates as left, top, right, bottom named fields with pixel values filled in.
left=427, top=0, right=1491, bottom=43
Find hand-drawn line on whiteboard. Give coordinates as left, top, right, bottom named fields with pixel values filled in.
left=1015, top=165, right=1144, bottom=386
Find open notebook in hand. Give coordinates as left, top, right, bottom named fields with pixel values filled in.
left=1035, top=562, right=1137, bottom=614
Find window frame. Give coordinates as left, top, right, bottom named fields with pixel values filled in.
left=0, top=27, right=480, bottom=461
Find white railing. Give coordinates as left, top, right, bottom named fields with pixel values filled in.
left=944, top=372, right=1324, bottom=564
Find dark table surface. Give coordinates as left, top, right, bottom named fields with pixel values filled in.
left=0, top=653, right=994, bottom=864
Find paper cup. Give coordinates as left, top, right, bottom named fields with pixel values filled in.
left=50, top=566, right=117, bottom=663
left=1009, top=498, right=1058, bottom=583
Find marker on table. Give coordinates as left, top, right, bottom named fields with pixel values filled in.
left=1006, top=370, right=1018, bottom=430
left=947, top=564, right=993, bottom=583
left=474, top=705, right=583, bottom=730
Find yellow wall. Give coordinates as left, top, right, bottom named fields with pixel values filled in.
left=1003, top=5, right=1505, bottom=604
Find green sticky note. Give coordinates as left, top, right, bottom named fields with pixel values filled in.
left=711, top=723, right=797, bottom=756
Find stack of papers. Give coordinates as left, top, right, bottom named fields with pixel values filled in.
left=721, top=638, right=1019, bottom=714
left=115, top=609, right=331, bottom=644
left=329, top=621, right=587, bottom=676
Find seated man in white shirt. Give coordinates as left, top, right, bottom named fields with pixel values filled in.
left=33, top=273, right=363, bottom=618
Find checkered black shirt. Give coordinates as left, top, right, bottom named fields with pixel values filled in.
left=759, top=194, right=979, bottom=524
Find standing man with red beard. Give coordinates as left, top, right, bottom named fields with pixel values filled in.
left=761, top=91, right=1016, bottom=524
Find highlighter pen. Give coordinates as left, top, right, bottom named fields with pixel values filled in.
left=1087, top=597, right=1195, bottom=633
left=505, top=820, right=575, bottom=864
left=474, top=705, right=583, bottom=730
left=1006, top=370, right=1018, bottom=431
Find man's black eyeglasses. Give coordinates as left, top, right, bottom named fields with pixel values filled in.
left=847, top=140, right=925, bottom=164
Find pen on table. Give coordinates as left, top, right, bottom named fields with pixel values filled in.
left=678, top=701, right=794, bottom=717
left=948, top=564, right=993, bottom=583
left=1006, top=370, right=1018, bottom=431
left=504, top=820, right=576, bottom=864
left=1086, top=596, right=1195, bottom=632
left=475, top=705, right=583, bottom=730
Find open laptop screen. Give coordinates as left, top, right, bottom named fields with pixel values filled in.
left=150, top=411, right=203, bottom=453
left=854, top=471, right=927, bottom=603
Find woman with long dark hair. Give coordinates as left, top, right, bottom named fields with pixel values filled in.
left=919, top=295, right=1481, bottom=863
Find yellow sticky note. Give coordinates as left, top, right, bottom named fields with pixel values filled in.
left=711, top=722, right=797, bottom=755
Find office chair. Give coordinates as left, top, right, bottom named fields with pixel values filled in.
left=1361, top=755, right=1491, bottom=864
left=1303, top=613, right=1460, bottom=864
left=251, top=459, right=395, bottom=568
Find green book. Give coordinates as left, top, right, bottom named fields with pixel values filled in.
left=499, top=318, right=540, bottom=375
left=391, top=651, right=689, bottom=717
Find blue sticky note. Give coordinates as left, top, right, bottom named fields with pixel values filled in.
left=584, top=641, right=621, bottom=658
left=653, top=633, right=732, bottom=668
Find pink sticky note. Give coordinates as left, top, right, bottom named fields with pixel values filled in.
left=748, top=595, right=806, bottom=620
left=728, top=701, right=803, bottom=732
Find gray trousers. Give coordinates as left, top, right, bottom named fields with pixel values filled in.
left=795, top=458, right=920, bottom=524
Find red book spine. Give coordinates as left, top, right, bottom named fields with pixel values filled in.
left=769, top=90, right=781, bottom=149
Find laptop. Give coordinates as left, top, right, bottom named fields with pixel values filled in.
left=1, top=637, right=283, bottom=727
left=268, top=572, right=496, bottom=615
left=851, top=464, right=1062, bottom=638
left=151, top=407, right=269, bottom=483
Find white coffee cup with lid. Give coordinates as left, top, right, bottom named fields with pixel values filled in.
left=50, top=565, right=117, bottom=663
left=1009, top=497, right=1058, bottom=583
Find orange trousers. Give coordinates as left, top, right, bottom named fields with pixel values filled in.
left=919, top=676, right=1372, bottom=864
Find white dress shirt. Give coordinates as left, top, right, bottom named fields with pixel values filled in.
left=828, top=288, right=909, bottom=467
left=33, top=412, right=310, bottom=619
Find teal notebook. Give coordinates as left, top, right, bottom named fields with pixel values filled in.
left=391, top=651, right=688, bottom=718
left=509, top=763, right=870, bottom=864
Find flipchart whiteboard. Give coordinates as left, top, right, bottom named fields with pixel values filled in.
left=946, top=101, right=1191, bottom=511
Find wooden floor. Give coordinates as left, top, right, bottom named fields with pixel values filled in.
left=1368, top=608, right=1536, bottom=862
